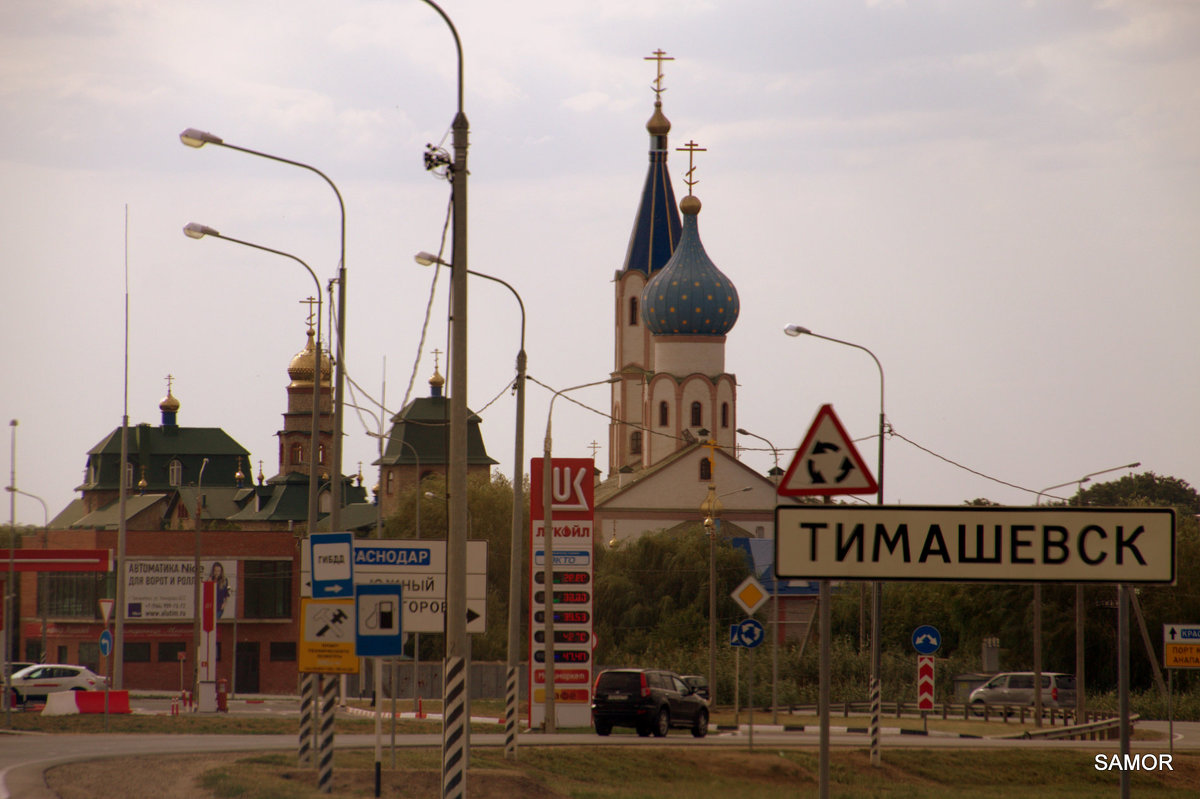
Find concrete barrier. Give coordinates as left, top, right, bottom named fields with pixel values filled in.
left=41, top=690, right=131, bottom=715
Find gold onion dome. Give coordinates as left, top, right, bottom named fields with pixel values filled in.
left=646, top=99, right=671, bottom=136
left=288, top=327, right=333, bottom=387
left=159, top=391, right=180, bottom=413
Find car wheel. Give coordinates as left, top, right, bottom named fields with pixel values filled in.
left=970, top=701, right=986, bottom=717
left=691, top=709, right=709, bottom=738
left=636, top=722, right=652, bottom=737
left=652, top=707, right=670, bottom=738
left=595, top=719, right=612, bottom=736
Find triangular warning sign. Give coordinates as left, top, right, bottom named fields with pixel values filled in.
left=778, top=404, right=878, bottom=497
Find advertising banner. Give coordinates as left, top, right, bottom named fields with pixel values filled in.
left=123, top=559, right=238, bottom=620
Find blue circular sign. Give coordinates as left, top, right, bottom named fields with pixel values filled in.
left=737, top=619, right=766, bottom=649
left=912, top=625, right=941, bottom=655
left=99, top=629, right=113, bottom=657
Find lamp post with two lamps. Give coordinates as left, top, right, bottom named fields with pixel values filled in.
left=179, top=131, right=348, bottom=534
left=784, top=323, right=886, bottom=771
left=415, top=251, right=528, bottom=759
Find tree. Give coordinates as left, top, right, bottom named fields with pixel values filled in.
left=592, top=527, right=751, bottom=664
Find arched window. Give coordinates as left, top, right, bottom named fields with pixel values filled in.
left=658, top=401, right=669, bottom=427
left=699, top=458, right=712, bottom=481
left=629, top=297, right=639, bottom=326
left=318, top=444, right=327, bottom=466
left=690, top=402, right=703, bottom=427
left=630, top=430, right=643, bottom=455
left=386, top=471, right=395, bottom=495
left=319, top=490, right=332, bottom=514
left=169, top=459, right=183, bottom=487
left=290, top=443, right=304, bottom=466
left=124, top=462, right=134, bottom=488
left=721, top=402, right=730, bottom=429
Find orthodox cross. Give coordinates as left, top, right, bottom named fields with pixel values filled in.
left=164, top=373, right=175, bottom=396
left=300, top=296, right=319, bottom=330
left=644, top=49, right=674, bottom=100
left=676, top=140, right=707, bottom=196
left=587, top=440, right=601, bottom=460
left=431, top=348, right=443, bottom=372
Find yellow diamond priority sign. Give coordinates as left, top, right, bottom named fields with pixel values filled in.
left=732, top=575, right=768, bottom=616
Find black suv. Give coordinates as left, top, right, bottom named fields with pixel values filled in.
left=591, top=668, right=709, bottom=737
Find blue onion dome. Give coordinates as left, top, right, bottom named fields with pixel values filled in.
left=640, top=195, right=739, bottom=336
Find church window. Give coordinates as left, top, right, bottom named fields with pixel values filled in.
left=658, top=401, right=669, bottom=427
left=318, top=444, right=327, bottom=466
left=630, top=431, right=643, bottom=455
left=721, top=402, right=730, bottom=428
left=290, top=443, right=304, bottom=466
left=629, top=297, right=639, bottom=326
left=699, top=458, right=712, bottom=481
left=690, top=402, right=703, bottom=427
left=386, top=471, right=395, bottom=495
left=168, top=459, right=183, bottom=487
left=124, top=462, right=134, bottom=489
left=319, top=489, right=332, bottom=514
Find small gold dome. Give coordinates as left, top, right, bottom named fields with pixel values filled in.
left=429, top=367, right=445, bottom=390
left=288, top=328, right=333, bottom=387
left=159, top=391, right=180, bottom=413
left=680, top=195, right=702, bottom=215
left=646, top=100, right=671, bottom=136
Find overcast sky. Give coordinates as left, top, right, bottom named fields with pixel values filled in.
left=3, top=0, right=1197, bottom=525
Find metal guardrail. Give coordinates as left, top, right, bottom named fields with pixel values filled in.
left=1014, top=713, right=1137, bottom=741
left=772, top=701, right=1126, bottom=738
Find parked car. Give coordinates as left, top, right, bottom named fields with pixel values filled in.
left=591, top=668, right=709, bottom=738
left=680, top=674, right=710, bottom=701
left=4, top=661, right=35, bottom=678
left=9, top=664, right=107, bottom=705
left=968, top=671, right=1076, bottom=712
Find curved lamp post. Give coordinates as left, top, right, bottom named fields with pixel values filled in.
left=5, top=486, right=48, bottom=660
left=183, top=224, right=324, bottom=539
left=785, top=323, right=886, bottom=772
left=541, top=377, right=615, bottom=733
left=179, top=130, right=348, bottom=534
left=416, top=251, right=527, bottom=759
left=414, top=3, right=471, bottom=793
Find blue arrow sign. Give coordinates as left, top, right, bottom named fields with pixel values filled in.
left=99, top=629, right=113, bottom=657
left=912, top=624, right=941, bottom=655
left=310, top=532, right=355, bottom=598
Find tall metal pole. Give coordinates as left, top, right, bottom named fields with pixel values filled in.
left=4, top=419, right=15, bottom=726
left=784, top=324, right=885, bottom=766
left=415, top=3, right=468, bottom=796
left=114, top=208, right=130, bottom=690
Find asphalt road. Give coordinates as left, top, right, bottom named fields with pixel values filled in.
left=3, top=702, right=1198, bottom=799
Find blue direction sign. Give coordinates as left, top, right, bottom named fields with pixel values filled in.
left=355, top=583, right=404, bottom=657
left=310, top=532, right=355, bottom=598
left=730, top=618, right=766, bottom=649
left=912, top=625, right=941, bottom=655
left=99, top=629, right=113, bottom=657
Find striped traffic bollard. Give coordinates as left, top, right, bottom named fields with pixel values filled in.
left=441, top=656, right=467, bottom=799
left=869, top=677, right=881, bottom=767
left=318, top=673, right=339, bottom=793
left=298, top=673, right=316, bottom=767
left=503, top=664, right=519, bottom=759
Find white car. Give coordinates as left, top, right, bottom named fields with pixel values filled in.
left=9, top=664, right=107, bottom=704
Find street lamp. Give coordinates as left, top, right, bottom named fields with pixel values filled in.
left=179, top=129, right=348, bottom=534
left=416, top=250, right=527, bottom=759
left=183, top=224, right=325, bottom=542
left=414, top=3, right=470, bottom=794
left=5, top=486, right=48, bottom=660
left=541, top=377, right=615, bottom=733
left=784, top=323, right=886, bottom=769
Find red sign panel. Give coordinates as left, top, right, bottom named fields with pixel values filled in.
left=530, top=457, right=595, bottom=520
left=201, top=580, right=216, bottom=632
left=0, top=549, right=113, bottom=572
left=917, top=655, right=935, bottom=710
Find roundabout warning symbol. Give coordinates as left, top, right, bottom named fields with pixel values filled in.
left=778, top=404, right=878, bottom=497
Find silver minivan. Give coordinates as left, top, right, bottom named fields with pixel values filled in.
left=968, top=671, right=1076, bottom=711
